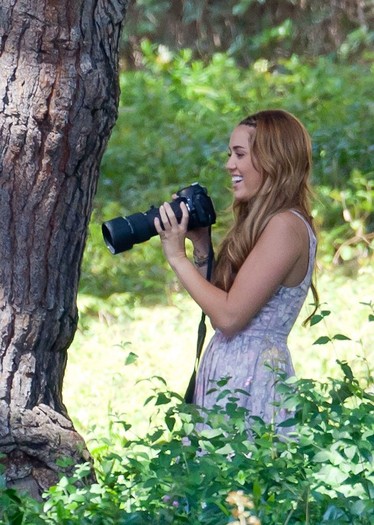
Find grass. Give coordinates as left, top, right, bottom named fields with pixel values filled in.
left=63, top=262, right=373, bottom=447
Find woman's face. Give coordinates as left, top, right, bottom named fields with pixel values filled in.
left=226, top=125, right=263, bottom=201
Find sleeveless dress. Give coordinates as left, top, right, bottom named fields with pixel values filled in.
left=193, top=210, right=317, bottom=432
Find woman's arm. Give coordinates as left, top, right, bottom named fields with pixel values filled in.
left=156, top=202, right=306, bottom=338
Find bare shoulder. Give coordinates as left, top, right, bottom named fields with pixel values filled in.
left=254, top=211, right=309, bottom=263
left=264, top=210, right=308, bottom=240
left=253, top=210, right=310, bottom=287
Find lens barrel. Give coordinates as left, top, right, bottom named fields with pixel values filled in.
left=102, top=212, right=157, bottom=254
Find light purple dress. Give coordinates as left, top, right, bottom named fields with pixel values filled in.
left=193, top=211, right=317, bottom=431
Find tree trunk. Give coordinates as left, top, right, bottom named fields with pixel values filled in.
left=0, top=0, right=128, bottom=497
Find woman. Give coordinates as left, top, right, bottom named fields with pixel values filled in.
left=155, top=109, right=318, bottom=431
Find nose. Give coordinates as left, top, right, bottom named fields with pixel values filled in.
left=226, top=154, right=235, bottom=171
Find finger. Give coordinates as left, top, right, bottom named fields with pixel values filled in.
left=159, top=204, right=170, bottom=228
left=180, top=202, right=189, bottom=229
left=163, top=202, right=178, bottom=227
left=154, top=216, right=163, bottom=234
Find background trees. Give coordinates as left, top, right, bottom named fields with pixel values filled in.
left=122, top=0, right=373, bottom=67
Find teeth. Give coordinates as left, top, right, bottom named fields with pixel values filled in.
left=232, top=176, right=243, bottom=183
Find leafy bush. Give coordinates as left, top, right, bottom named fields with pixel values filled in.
left=1, top=360, right=373, bottom=524
left=83, top=44, right=373, bottom=302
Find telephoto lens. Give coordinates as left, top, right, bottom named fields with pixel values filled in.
left=102, top=182, right=216, bottom=254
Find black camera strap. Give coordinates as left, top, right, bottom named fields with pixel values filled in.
left=184, top=233, right=214, bottom=404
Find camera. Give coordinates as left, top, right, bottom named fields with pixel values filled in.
left=102, top=182, right=216, bottom=254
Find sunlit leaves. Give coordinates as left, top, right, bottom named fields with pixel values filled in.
left=1, top=362, right=373, bottom=523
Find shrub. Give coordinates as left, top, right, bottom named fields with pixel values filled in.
left=1, top=359, right=372, bottom=524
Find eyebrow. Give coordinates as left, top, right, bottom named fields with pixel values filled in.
left=229, top=145, right=247, bottom=151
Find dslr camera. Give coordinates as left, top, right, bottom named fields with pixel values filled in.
left=102, top=182, right=216, bottom=254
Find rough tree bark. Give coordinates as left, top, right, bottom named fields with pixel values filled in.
left=0, top=0, right=128, bottom=497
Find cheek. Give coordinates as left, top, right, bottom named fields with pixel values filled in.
left=255, top=172, right=263, bottom=187
left=246, top=167, right=262, bottom=187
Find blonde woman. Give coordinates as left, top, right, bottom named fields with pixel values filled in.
left=155, top=109, right=318, bottom=431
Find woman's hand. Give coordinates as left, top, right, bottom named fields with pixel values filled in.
left=154, top=201, right=190, bottom=267
left=186, top=226, right=211, bottom=248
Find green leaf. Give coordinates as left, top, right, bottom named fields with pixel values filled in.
left=155, top=393, right=170, bottom=405
left=316, top=464, right=349, bottom=485
left=338, top=360, right=354, bottom=381
left=216, top=443, right=234, bottom=455
left=252, top=479, right=262, bottom=502
left=216, top=377, right=230, bottom=387
left=278, top=417, right=298, bottom=427
left=313, top=450, right=333, bottom=462
left=310, top=314, right=324, bottom=326
left=216, top=389, right=232, bottom=401
left=183, top=422, right=194, bottom=435
left=313, top=336, right=331, bottom=345
left=165, top=415, right=175, bottom=431
left=125, top=351, right=138, bottom=365
left=330, top=383, right=353, bottom=403
left=200, top=428, right=223, bottom=439
left=235, top=469, right=247, bottom=485
left=144, top=395, right=155, bottom=406
left=332, top=334, right=351, bottom=341
left=343, top=445, right=358, bottom=461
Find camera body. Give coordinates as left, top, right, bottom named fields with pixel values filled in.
left=102, top=182, right=216, bottom=254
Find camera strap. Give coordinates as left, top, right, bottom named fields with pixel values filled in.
left=184, top=232, right=214, bottom=403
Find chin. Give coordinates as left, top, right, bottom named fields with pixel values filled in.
left=233, top=192, right=252, bottom=203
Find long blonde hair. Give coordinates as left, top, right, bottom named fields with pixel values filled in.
left=214, top=109, right=318, bottom=317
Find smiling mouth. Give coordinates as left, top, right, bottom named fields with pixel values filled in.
left=232, top=176, right=243, bottom=184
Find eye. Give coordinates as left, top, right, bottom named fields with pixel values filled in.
left=232, top=147, right=246, bottom=158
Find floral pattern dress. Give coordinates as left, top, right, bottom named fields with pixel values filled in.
left=193, top=210, right=317, bottom=432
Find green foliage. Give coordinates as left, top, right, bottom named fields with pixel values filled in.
left=1, top=362, right=373, bottom=524
left=3, top=307, right=373, bottom=523
left=0, top=486, right=44, bottom=525
left=84, top=44, right=373, bottom=301
left=122, top=0, right=374, bottom=66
